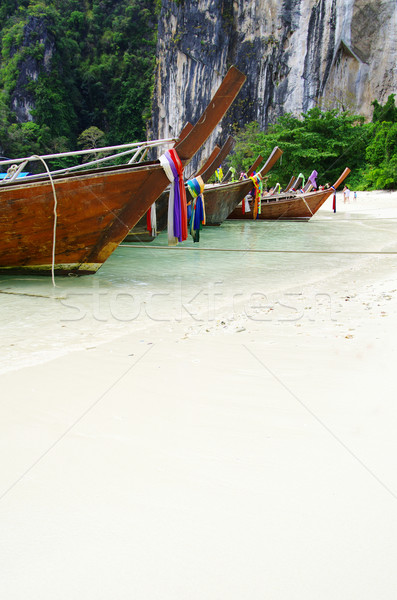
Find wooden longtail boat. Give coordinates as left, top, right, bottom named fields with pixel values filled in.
left=204, top=146, right=283, bottom=225
left=0, top=66, right=246, bottom=275
left=121, top=122, right=199, bottom=243
left=227, top=168, right=351, bottom=220
left=123, top=134, right=236, bottom=242
left=127, top=146, right=280, bottom=240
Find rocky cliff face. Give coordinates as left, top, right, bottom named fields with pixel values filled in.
left=151, top=0, right=397, bottom=166
left=10, top=16, right=55, bottom=123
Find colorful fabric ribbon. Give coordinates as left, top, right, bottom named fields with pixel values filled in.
left=187, top=175, right=205, bottom=242
left=146, top=202, right=157, bottom=236
left=292, top=172, right=305, bottom=191
left=308, top=170, right=318, bottom=189
left=242, top=194, right=252, bottom=214
left=215, top=166, right=223, bottom=182
left=159, top=149, right=187, bottom=245
left=249, top=172, right=263, bottom=219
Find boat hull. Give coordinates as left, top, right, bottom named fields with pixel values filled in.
left=123, top=176, right=256, bottom=240
left=123, top=191, right=168, bottom=243
left=204, top=179, right=256, bottom=225
left=205, top=146, right=283, bottom=225
left=228, top=188, right=334, bottom=220
left=0, top=162, right=170, bottom=275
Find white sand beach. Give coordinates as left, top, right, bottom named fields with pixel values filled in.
left=1, top=190, right=397, bottom=599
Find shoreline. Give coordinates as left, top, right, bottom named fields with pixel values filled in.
left=2, top=189, right=397, bottom=374
left=1, top=190, right=397, bottom=599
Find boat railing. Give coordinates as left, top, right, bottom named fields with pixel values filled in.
left=262, top=187, right=318, bottom=202
left=0, top=137, right=177, bottom=184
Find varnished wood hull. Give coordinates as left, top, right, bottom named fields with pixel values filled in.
left=228, top=188, right=333, bottom=220
left=204, top=179, right=258, bottom=225
left=0, top=162, right=171, bottom=274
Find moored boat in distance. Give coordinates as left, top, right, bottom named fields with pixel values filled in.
left=227, top=168, right=351, bottom=220
left=0, top=66, right=246, bottom=276
left=204, top=146, right=283, bottom=225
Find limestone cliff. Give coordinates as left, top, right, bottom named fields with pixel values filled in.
left=11, top=16, right=55, bottom=123
left=151, top=0, right=397, bottom=165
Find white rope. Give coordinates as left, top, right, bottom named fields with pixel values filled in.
left=8, top=161, right=28, bottom=181
left=30, top=155, right=58, bottom=287
left=14, top=143, right=164, bottom=181
left=4, top=164, right=18, bottom=179
left=301, top=195, right=314, bottom=216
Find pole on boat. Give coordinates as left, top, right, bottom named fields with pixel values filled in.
left=200, top=136, right=235, bottom=183
left=332, top=167, right=351, bottom=212
left=258, top=147, right=283, bottom=176
left=175, top=66, right=246, bottom=165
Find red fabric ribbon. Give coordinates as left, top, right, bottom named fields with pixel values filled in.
left=146, top=206, right=152, bottom=233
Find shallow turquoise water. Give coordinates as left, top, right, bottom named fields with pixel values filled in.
left=1, top=208, right=397, bottom=372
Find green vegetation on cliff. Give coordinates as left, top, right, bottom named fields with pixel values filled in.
left=0, top=3, right=396, bottom=191
left=230, top=95, right=397, bottom=190
left=364, top=94, right=397, bottom=189
left=0, top=0, right=158, bottom=157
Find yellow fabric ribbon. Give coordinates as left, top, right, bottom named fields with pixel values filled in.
left=249, top=173, right=263, bottom=219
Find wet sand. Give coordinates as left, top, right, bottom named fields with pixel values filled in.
left=1, top=190, right=397, bottom=599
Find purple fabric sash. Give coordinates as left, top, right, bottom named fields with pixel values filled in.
left=165, top=151, right=182, bottom=242
left=308, top=170, right=318, bottom=189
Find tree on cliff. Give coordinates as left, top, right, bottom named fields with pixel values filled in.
left=372, top=94, right=397, bottom=124
left=230, top=109, right=366, bottom=188
left=364, top=95, right=397, bottom=189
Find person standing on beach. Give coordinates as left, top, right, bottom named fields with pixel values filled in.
left=354, top=190, right=357, bottom=201
left=343, top=185, right=350, bottom=203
